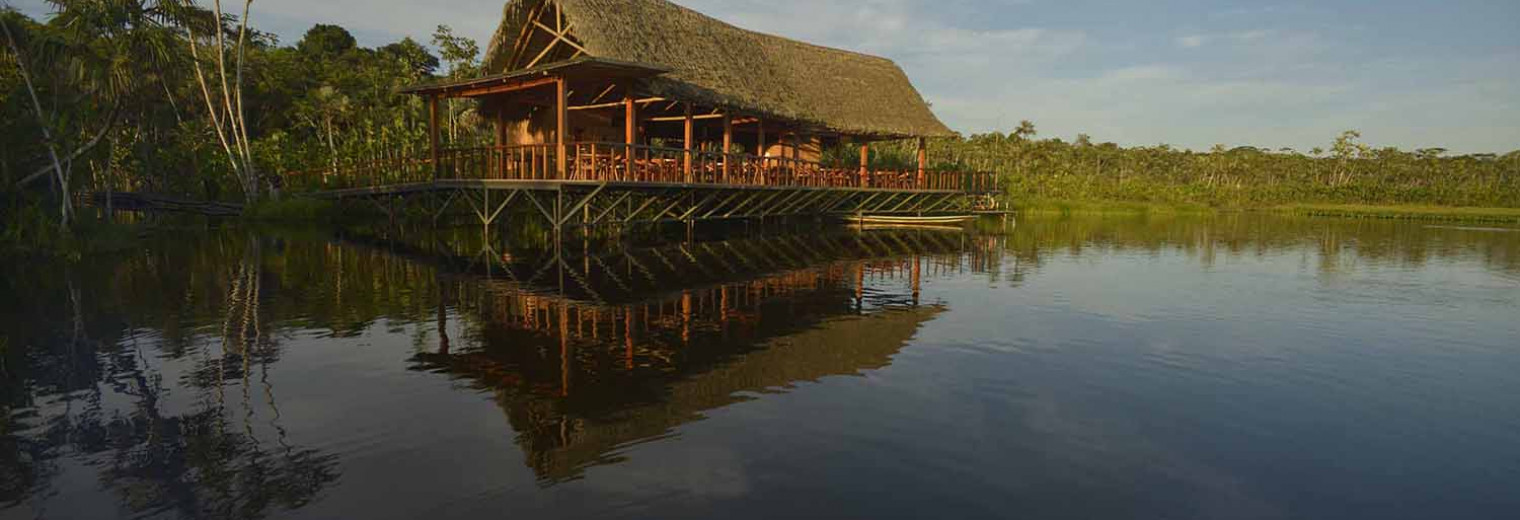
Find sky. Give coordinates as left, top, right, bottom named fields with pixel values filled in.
left=9, top=0, right=1520, bottom=153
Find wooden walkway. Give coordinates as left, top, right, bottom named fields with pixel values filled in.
left=292, top=144, right=999, bottom=231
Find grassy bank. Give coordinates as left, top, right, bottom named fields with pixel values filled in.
left=1013, top=199, right=1520, bottom=223
left=1273, top=204, right=1520, bottom=223
left=1015, top=199, right=1217, bottom=216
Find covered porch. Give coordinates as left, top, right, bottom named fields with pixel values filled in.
left=396, top=58, right=994, bottom=193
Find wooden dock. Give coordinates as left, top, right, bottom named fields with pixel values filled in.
left=297, top=148, right=998, bottom=231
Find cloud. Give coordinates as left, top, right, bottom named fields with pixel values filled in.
left=8, top=0, right=1517, bottom=153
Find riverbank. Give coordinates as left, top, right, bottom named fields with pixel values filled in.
left=1015, top=199, right=1520, bottom=224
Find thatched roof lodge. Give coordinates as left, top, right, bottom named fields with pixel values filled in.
left=403, top=0, right=960, bottom=187
left=482, top=0, right=952, bottom=139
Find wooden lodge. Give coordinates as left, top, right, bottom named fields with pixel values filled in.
left=306, top=0, right=997, bottom=230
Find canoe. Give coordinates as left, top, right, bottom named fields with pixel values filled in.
left=851, top=215, right=976, bottom=226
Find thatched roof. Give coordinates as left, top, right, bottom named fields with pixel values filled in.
left=483, top=0, right=955, bottom=138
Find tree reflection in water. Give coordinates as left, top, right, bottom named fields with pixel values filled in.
left=0, top=235, right=337, bottom=519
left=1, top=214, right=1512, bottom=515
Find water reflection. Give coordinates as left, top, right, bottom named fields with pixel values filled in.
left=1, top=214, right=1515, bottom=518
left=399, top=230, right=982, bottom=483
left=0, top=236, right=337, bottom=519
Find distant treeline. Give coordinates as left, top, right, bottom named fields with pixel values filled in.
left=5, top=2, right=1518, bottom=245
left=857, top=123, right=1520, bottom=208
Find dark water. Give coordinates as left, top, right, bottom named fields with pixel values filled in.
left=2, top=215, right=1518, bottom=520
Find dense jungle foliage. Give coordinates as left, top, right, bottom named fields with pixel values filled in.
left=3, top=1, right=1517, bottom=247
left=2, top=1, right=490, bottom=240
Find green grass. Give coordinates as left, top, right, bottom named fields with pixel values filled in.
left=1273, top=204, right=1520, bottom=223
left=1015, top=198, right=1218, bottom=216
left=241, top=197, right=341, bottom=221
left=1013, top=198, right=1520, bottom=223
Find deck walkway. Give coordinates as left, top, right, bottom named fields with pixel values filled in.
left=293, top=143, right=999, bottom=231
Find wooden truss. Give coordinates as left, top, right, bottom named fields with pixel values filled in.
left=507, top=0, right=587, bottom=71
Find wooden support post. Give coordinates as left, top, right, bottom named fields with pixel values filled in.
left=428, top=95, right=441, bottom=180
left=756, top=121, right=766, bottom=185
left=916, top=137, right=927, bottom=188
left=859, top=141, right=870, bottom=188
left=721, top=114, right=732, bottom=183
left=624, top=87, right=637, bottom=181
left=683, top=103, right=694, bottom=183
left=555, top=77, right=568, bottom=179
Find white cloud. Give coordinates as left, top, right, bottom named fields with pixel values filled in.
left=1178, top=35, right=1207, bottom=49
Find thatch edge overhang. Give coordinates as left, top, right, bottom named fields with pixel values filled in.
left=482, top=0, right=956, bottom=139
left=400, top=56, right=671, bottom=97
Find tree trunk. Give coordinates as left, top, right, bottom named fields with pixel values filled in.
left=3, top=16, right=73, bottom=226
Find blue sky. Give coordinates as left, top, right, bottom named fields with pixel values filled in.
left=10, top=0, right=1519, bottom=153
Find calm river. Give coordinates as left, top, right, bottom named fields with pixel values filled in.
left=1, top=214, right=1517, bottom=519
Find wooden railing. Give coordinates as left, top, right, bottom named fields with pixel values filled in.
left=286, top=142, right=998, bottom=193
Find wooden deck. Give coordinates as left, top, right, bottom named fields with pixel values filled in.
left=293, top=143, right=998, bottom=230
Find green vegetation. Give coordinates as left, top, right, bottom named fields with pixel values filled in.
left=3, top=2, right=487, bottom=246
left=4, top=3, right=1516, bottom=246
left=1274, top=204, right=1520, bottom=223
left=861, top=123, right=1519, bottom=216
left=242, top=197, right=340, bottom=221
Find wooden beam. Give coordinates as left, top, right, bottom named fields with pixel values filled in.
left=916, top=137, right=927, bottom=188
left=530, top=19, right=589, bottom=56
left=683, top=103, right=694, bottom=182
left=859, top=142, right=869, bottom=187
left=722, top=114, right=732, bottom=182
left=646, top=114, right=725, bottom=122
left=625, top=87, right=637, bottom=180
left=756, top=120, right=766, bottom=186
left=556, top=77, right=567, bottom=179
left=506, top=1, right=547, bottom=70
left=569, top=97, right=664, bottom=111
left=589, top=83, right=618, bottom=105
left=434, top=75, right=559, bottom=99
left=525, top=30, right=562, bottom=70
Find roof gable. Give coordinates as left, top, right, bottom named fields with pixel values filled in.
left=484, top=0, right=954, bottom=138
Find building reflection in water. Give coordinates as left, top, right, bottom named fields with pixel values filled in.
left=391, top=229, right=998, bottom=483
